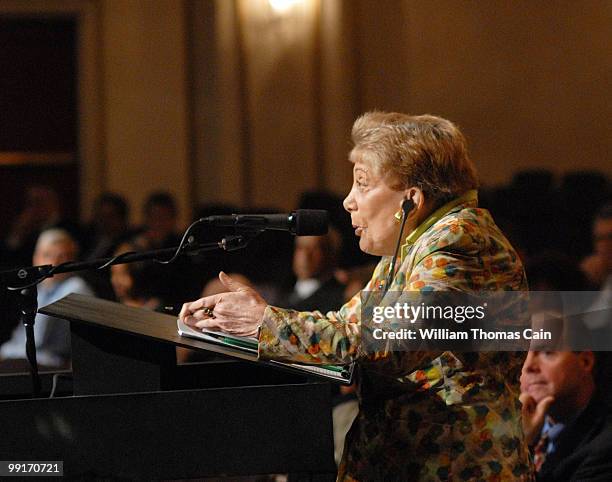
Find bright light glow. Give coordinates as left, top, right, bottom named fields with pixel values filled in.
left=269, top=0, right=302, bottom=13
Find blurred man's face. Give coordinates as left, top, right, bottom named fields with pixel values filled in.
left=33, top=240, right=76, bottom=283
left=293, top=236, right=329, bottom=280
left=97, top=202, right=126, bottom=236
left=521, top=351, right=594, bottom=406
left=25, top=186, right=60, bottom=222
left=145, top=205, right=176, bottom=242
left=593, top=218, right=612, bottom=273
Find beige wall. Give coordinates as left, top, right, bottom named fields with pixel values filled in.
left=188, top=0, right=610, bottom=212
left=4, top=0, right=609, bottom=220
left=191, top=0, right=343, bottom=210
left=101, top=0, right=192, bottom=226
left=190, top=0, right=244, bottom=208
left=401, top=1, right=611, bottom=186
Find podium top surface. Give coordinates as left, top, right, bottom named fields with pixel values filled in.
left=39, top=293, right=259, bottom=362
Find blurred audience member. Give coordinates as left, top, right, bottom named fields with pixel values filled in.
left=78, top=193, right=133, bottom=300
left=133, top=191, right=180, bottom=249
left=83, top=193, right=132, bottom=260
left=283, top=229, right=345, bottom=313
left=130, top=191, right=198, bottom=305
left=581, top=202, right=612, bottom=289
left=296, top=189, right=377, bottom=282
left=335, top=262, right=379, bottom=300
left=110, top=243, right=162, bottom=310
left=527, top=251, right=589, bottom=291
left=201, top=272, right=252, bottom=298
left=520, top=350, right=612, bottom=480
left=0, top=229, right=93, bottom=370
left=2, top=185, right=80, bottom=267
left=558, top=171, right=610, bottom=260
left=580, top=202, right=612, bottom=334
left=509, top=170, right=556, bottom=257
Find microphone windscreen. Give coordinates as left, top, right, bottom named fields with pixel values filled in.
left=294, top=209, right=329, bottom=236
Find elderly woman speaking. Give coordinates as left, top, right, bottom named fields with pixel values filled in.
left=180, top=112, right=532, bottom=481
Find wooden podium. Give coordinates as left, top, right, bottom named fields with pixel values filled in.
left=0, top=294, right=337, bottom=480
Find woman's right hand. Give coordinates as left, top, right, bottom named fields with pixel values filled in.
left=179, top=272, right=267, bottom=338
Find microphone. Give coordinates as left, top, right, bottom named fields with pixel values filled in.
left=199, top=209, right=328, bottom=236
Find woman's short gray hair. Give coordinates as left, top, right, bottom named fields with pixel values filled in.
left=350, top=111, right=479, bottom=202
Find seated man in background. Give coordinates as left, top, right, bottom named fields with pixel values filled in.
left=581, top=202, right=612, bottom=336
left=132, top=191, right=181, bottom=249
left=83, top=192, right=132, bottom=260
left=130, top=191, right=198, bottom=305
left=581, top=202, right=612, bottom=290
left=283, top=229, right=345, bottom=313
left=520, top=349, right=612, bottom=481
left=80, top=192, right=134, bottom=300
left=0, top=229, right=93, bottom=371
left=2, top=185, right=81, bottom=268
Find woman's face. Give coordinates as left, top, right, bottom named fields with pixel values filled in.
left=111, top=263, right=133, bottom=301
left=343, top=156, right=406, bottom=256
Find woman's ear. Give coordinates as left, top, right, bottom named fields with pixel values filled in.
left=404, top=187, right=426, bottom=211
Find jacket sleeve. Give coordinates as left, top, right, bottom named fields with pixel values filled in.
left=256, top=223, right=475, bottom=369
left=257, top=262, right=387, bottom=365
left=258, top=216, right=526, bottom=378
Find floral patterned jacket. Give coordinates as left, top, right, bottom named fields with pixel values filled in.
left=258, top=193, right=533, bottom=481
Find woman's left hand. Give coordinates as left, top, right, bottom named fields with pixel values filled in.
left=179, top=272, right=267, bottom=337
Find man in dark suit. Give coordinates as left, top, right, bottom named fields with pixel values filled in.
left=521, top=350, right=612, bottom=481
left=284, top=229, right=346, bottom=313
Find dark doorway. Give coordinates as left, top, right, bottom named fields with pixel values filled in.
left=0, top=16, right=78, bottom=246
left=0, top=16, right=78, bottom=340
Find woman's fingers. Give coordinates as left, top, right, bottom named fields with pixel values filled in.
left=179, top=299, right=202, bottom=322
left=193, top=314, right=257, bottom=337
left=219, top=271, right=251, bottom=293
left=179, top=294, right=222, bottom=322
left=179, top=277, right=267, bottom=337
left=193, top=316, right=222, bottom=330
